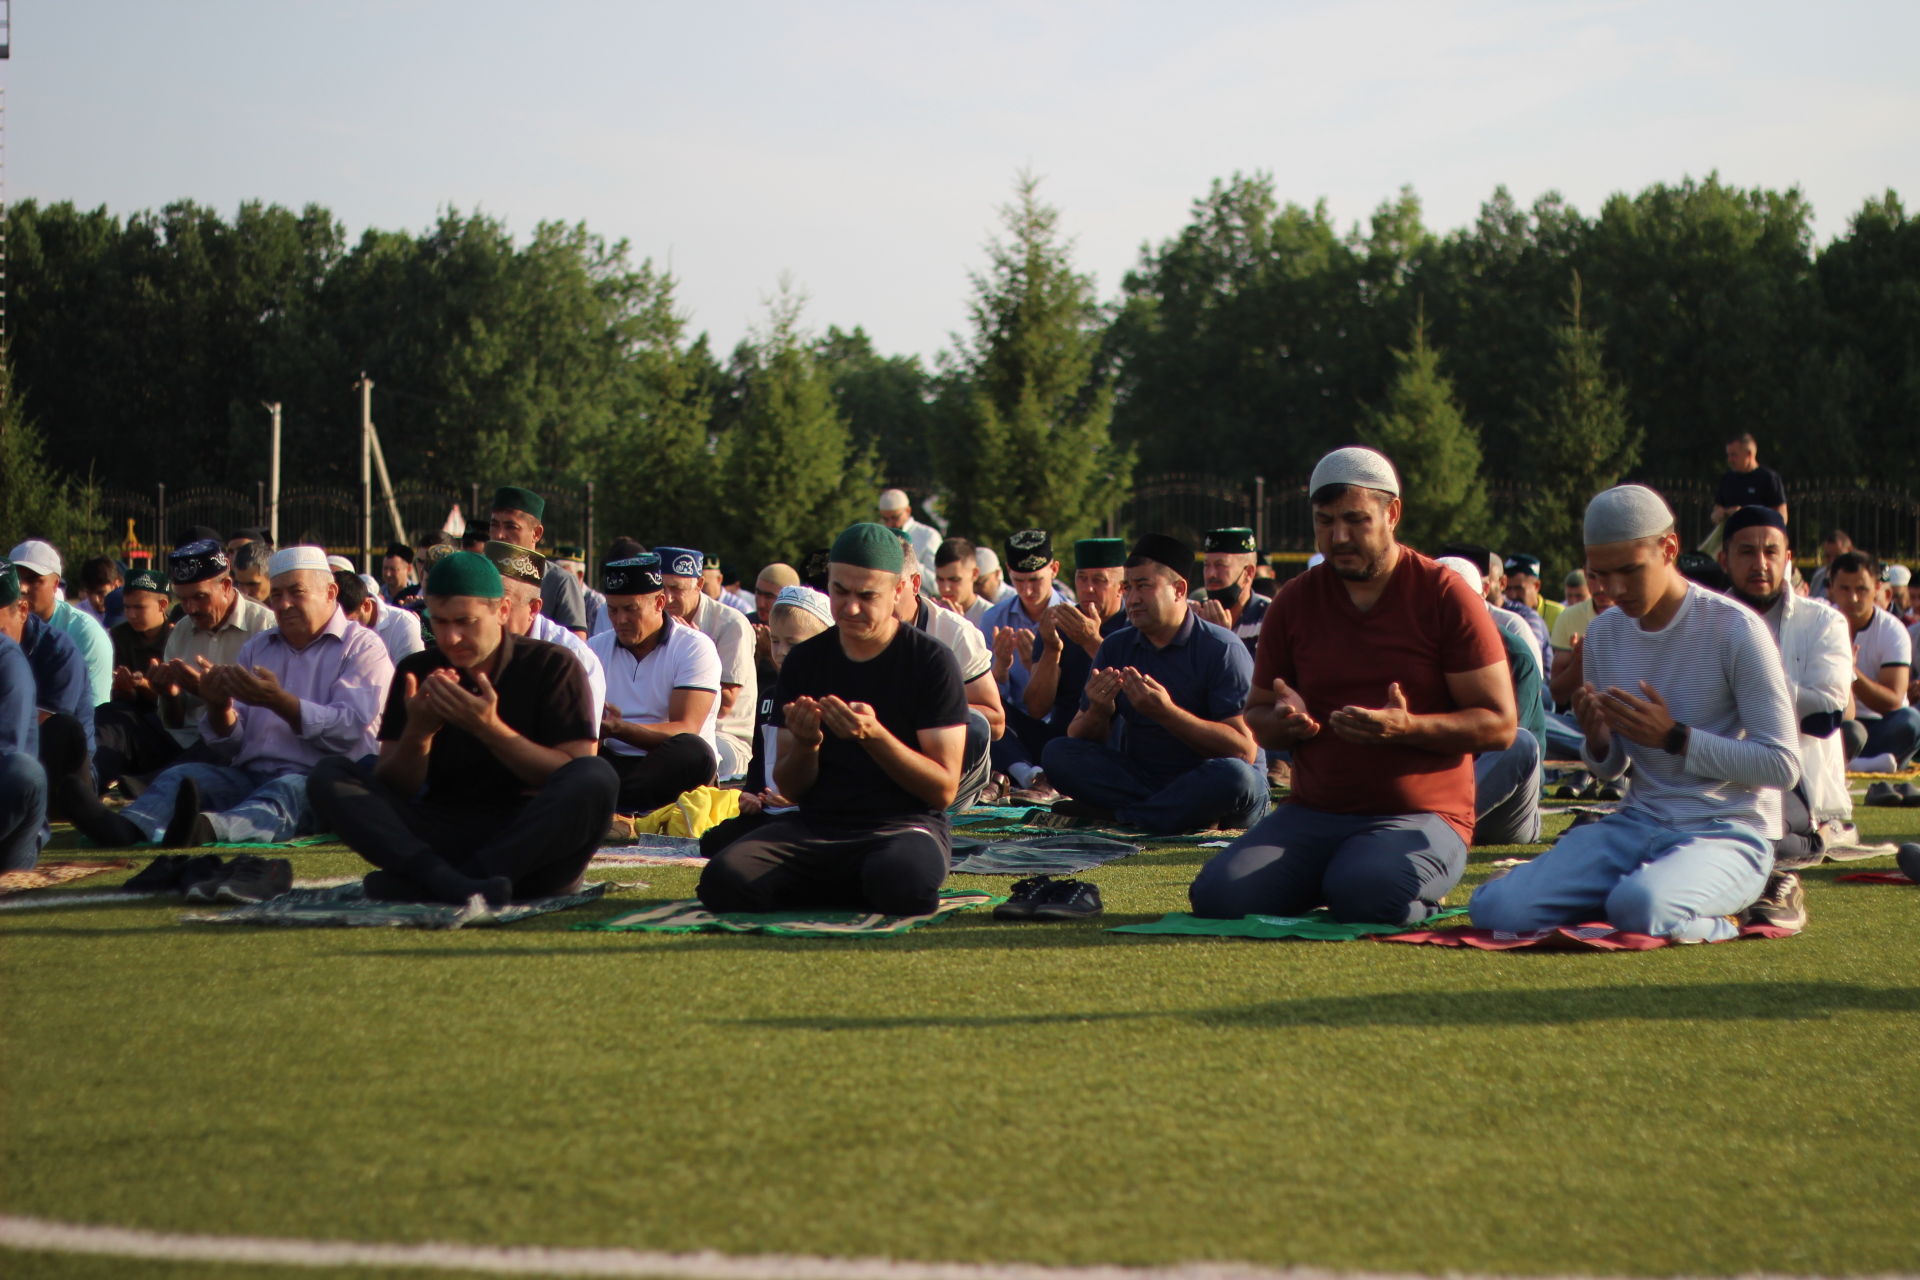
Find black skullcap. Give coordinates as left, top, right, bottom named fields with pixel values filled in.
left=1203, top=528, right=1256, bottom=555
left=167, top=539, right=230, bottom=584
left=603, top=554, right=664, bottom=596
left=1004, top=529, right=1053, bottom=574
left=1722, top=505, right=1789, bottom=542
left=1676, top=550, right=1731, bottom=592
left=1127, top=534, right=1193, bottom=577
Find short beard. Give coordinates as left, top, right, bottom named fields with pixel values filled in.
left=1333, top=552, right=1387, bottom=583
left=1729, top=586, right=1782, bottom=615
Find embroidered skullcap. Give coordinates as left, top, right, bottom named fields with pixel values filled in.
left=268, top=546, right=331, bottom=577
left=656, top=547, right=704, bottom=580
left=124, top=569, right=170, bottom=597
left=1584, top=485, right=1675, bottom=546
left=602, top=554, right=664, bottom=596
left=830, top=523, right=905, bottom=574
left=0, top=563, right=19, bottom=607
left=1203, top=528, right=1256, bottom=555
left=491, top=486, right=545, bottom=520
left=1004, top=530, right=1053, bottom=574
left=773, top=584, right=833, bottom=629
left=425, top=551, right=505, bottom=600
left=1504, top=553, right=1542, bottom=579
left=484, top=540, right=548, bottom=587
left=167, top=540, right=229, bottom=584
left=1309, top=446, right=1401, bottom=498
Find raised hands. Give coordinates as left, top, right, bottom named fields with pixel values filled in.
left=1590, top=680, right=1675, bottom=750
left=1083, top=666, right=1124, bottom=713
left=784, top=696, right=825, bottom=748
left=1193, top=598, right=1231, bottom=628
left=1267, top=676, right=1320, bottom=744
left=1118, top=667, right=1175, bottom=720
left=1049, top=601, right=1098, bottom=654
left=1327, top=682, right=1414, bottom=745
left=417, top=667, right=503, bottom=737
left=165, top=654, right=216, bottom=697
left=990, top=626, right=1026, bottom=680
left=818, top=695, right=883, bottom=742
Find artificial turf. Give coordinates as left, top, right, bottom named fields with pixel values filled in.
left=4, top=805, right=1918, bottom=1279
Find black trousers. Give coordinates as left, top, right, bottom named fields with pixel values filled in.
left=603, top=733, right=716, bottom=814
left=92, top=704, right=190, bottom=789
left=308, top=754, right=618, bottom=899
left=697, top=811, right=951, bottom=917
left=38, top=713, right=94, bottom=822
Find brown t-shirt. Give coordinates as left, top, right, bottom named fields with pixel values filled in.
left=380, top=631, right=595, bottom=806
left=1254, top=548, right=1506, bottom=843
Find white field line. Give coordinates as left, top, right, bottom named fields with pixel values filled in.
left=0, top=1216, right=1899, bottom=1280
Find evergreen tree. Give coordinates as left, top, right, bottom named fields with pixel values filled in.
left=0, top=361, right=106, bottom=555
left=1358, top=306, right=1493, bottom=551
left=1522, top=272, right=1641, bottom=571
left=718, top=282, right=879, bottom=570
left=941, top=173, right=1132, bottom=545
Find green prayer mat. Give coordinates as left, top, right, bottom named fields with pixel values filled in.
left=1109, top=906, right=1470, bottom=941
left=204, top=834, right=340, bottom=850
left=576, top=888, right=999, bottom=937
left=184, top=880, right=614, bottom=929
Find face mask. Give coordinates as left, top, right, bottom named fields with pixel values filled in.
left=1211, top=582, right=1242, bottom=610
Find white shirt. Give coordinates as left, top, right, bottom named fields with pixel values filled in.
left=1766, top=592, right=1854, bottom=823
left=915, top=598, right=992, bottom=683
left=365, top=599, right=425, bottom=666
left=901, top=517, right=941, bottom=578
left=589, top=618, right=721, bottom=760
left=691, top=593, right=757, bottom=773
left=530, top=611, right=606, bottom=728
left=1850, top=606, right=1910, bottom=720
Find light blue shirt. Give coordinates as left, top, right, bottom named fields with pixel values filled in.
left=49, top=598, right=113, bottom=707
left=976, top=583, right=1072, bottom=709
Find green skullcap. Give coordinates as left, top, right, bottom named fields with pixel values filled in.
left=124, top=569, right=170, bottom=596
left=830, top=522, right=906, bottom=574
left=0, top=562, right=19, bottom=607
left=425, top=550, right=504, bottom=600
left=491, top=485, right=546, bottom=520
left=1074, top=538, right=1127, bottom=570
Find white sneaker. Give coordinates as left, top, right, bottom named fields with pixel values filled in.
left=1819, top=820, right=1899, bottom=862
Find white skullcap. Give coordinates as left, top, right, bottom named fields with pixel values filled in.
left=1309, top=446, right=1400, bottom=498
left=974, top=547, right=1001, bottom=574
left=1436, top=556, right=1484, bottom=595
left=6, top=540, right=62, bottom=578
left=773, top=584, right=833, bottom=628
left=1884, top=564, right=1911, bottom=587
left=877, top=488, right=910, bottom=512
left=357, top=573, right=382, bottom=596
left=268, top=546, right=331, bottom=578
left=1583, top=485, right=1674, bottom=546
left=326, top=555, right=355, bottom=573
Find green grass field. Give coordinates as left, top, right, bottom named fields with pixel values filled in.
left=5, top=804, right=1919, bottom=1280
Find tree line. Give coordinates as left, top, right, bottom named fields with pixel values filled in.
left=3, top=170, right=1915, bottom=570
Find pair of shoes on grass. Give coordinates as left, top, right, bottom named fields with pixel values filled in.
left=124, top=853, right=293, bottom=904
left=1863, top=780, right=1920, bottom=808
left=993, top=875, right=1103, bottom=922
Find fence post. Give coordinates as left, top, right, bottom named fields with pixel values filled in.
left=583, top=480, right=595, bottom=588
left=470, top=483, right=480, bottom=534
left=1254, top=475, right=1267, bottom=551
left=256, top=480, right=266, bottom=530
left=156, top=483, right=167, bottom=551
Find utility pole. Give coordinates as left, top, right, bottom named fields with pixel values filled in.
left=264, top=401, right=282, bottom=545
left=357, top=374, right=373, bottom=572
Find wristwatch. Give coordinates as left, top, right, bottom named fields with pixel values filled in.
left=1663, top=723, right=1689, bottom=756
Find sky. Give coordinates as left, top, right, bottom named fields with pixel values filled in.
left=13, top=0, right=1919, bottom=362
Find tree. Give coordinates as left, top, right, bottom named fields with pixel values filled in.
left=716, top=282, right=879, bottom=571
left=0, top=361, right=107, bottom=555
left=941, top=172, right=1131, bottom=546
left=1521, top=273, right=1642, bottom=572
left=1358, top=307, right=1492, bottom=551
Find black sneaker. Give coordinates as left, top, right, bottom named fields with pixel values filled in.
left=161, top=779, right=204, bottom=847
left=1897, top=844, right=1920, bottom=883
left=122, top=855, right=189, bottom=893
left=214, top=856, right=294, bottom=904
left=1864, top=781, right=1902, bottom=808
left=1897, top=782, right=1920, bottom=808
left=993, top=876, right=1053, bottom=921
left=182, top=856, right=233, bottom=903
left=1031, top=878, right=1104, bottom=921
left=1742, top=871, right=1807, bottom=932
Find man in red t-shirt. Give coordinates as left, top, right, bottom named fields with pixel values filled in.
left=1189, top=446, right=1516, bottom=925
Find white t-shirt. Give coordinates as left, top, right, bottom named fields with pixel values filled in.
left=1851, top=606, right=1911, bottom=721
left=531, top=611, right=607, bottom=729
left=588, top=618, right=721, bottom=758
left=916, top=598, right=992, bottom=683
left=368, top=599, right=425, bottom=665
left=693, top=593, right=757, bottom=773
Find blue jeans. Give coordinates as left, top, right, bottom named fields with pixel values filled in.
left=1041, top=737, right=1269, bottom=834
left=1190, top=804, right=1466, bottom=925
left=0, top=752, right=49, bottom=871
left=1470, top=806, right=1768, bottom=942
left=1857, top=707, right=1920, bottom=767
left=1543, top=711, right=1586, bottom=763
left=121, top=762, right=314, bottom=845
left=1474, top=731, right=1542, bottom=845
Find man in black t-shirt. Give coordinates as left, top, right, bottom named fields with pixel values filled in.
left=1711, top=433, right=1789, bottom=531
left=308, top=552, right=617, bottom=906
left=697, top=524, right=969, bottom=917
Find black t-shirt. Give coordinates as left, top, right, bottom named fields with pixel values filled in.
left=109, top=620, right=172, bottom=697
left=774, top=622, right=967, bottom=820
left=380, top=631, right=595, bottom=805
left=1715, top=465, right=1786, bottom=511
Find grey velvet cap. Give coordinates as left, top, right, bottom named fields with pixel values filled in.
left=1309, top=446, right=1400, bottom=498
left=1584, top=485, right=1675, bottom=545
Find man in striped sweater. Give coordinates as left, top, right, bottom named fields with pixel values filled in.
left=1472, top=485, right=1805, bottom=941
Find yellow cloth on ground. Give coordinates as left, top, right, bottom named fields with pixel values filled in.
left=632, top=786, right=742, bottom=837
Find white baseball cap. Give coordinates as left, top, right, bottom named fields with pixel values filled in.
left=6, top=540, right=62, bottom=579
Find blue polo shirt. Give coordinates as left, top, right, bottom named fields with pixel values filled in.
left=0, top=634, right=38, bottom=758
left=976, top=583, right=1072, bottom=708
left=1081, top=611, right=1253, bottom=788
left=20, top=613, right=95, bottom=755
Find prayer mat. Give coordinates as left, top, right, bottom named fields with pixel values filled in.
left=1377, top=920, right=1798, bottom=950
left=184, top=880, right=617, bottom=929
left=203, top=834, right=340, bottom=850
left=0, top=859, right=134, bottom=897
left=1837, top=871, right=1914, bottom=885
left=1110, top=907, right=1469, bottom=941
left=576, top=887, right=998, bottom=937
left=952, top=804, right=1048, bottom=826
left=950, top=833, right=1140, bottom=877
left=592, top=836, right=708, bottom=866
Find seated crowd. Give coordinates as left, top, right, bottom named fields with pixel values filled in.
left=2, top=455, right=1906, bottom=935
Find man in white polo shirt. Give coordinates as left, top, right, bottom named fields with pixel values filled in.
left=587, top=554, right=723, bottom=814
left=658, top=545, right=757, bottom=783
